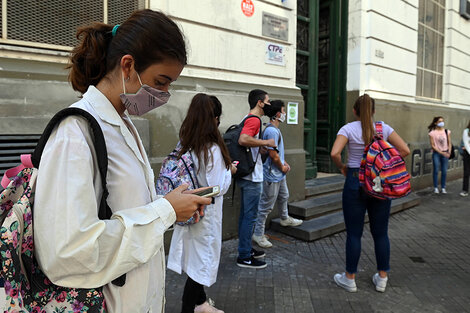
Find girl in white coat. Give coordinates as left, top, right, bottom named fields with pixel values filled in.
left=167, top=94, right=236, bottom=313
left=34, top=10, right=210, bottom=313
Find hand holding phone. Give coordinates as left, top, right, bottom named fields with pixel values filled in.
left=191, top=186, right=220, bottom=198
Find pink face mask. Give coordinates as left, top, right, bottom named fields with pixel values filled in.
left=119, top=73, right=171, bottom=116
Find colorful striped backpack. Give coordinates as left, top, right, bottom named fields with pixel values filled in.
left=359, top=122, right=411, bottom=200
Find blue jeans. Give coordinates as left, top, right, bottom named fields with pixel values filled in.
left=342, top=168, right=391, bottom=274
left=432, top=151, right=448, bottom=189
left=237, top=178, right=262, bottom=259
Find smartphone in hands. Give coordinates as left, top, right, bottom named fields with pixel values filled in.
left=192, top=186, right=220, bottom=198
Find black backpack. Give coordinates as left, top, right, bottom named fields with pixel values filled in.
left=223, top=115, right=262, bottom=179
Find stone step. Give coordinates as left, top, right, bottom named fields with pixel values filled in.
left=305, top=175, right=345, bottom=198
left=289, top=192, right=343, bottom=220
left=272, top=193, right=421, bottom=242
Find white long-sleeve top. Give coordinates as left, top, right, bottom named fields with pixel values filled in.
left=463, top=128, right=470, bottom=153
left=167, top=144, right=232, bottom=287
left=34, top=86, right=176, bottom=313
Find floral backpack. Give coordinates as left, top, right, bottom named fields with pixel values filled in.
left=359, top=121, right=411, bottom=200
left=156, top=143, right=201, bottom=225
left=0, top=108, right=125, bottom=312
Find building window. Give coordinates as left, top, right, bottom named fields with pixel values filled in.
left=416, top=0, right=445, bottom=99
left=461, top=0, right=470, bottom=19
left=0, top=0, right=145, bottom=50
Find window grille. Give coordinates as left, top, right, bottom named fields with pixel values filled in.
left=0, top=135, right=41, bottom=180
left=416, top=0, right=445, bottom=100
left=1, top=0, right=145, bottom=50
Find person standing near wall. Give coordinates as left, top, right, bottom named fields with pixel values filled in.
left=428, top=116, right=451, bottom=194
left=34, top=10, right=211, bottom=313
left=167, top=94, right=236, bottom=313
left=236, top=89, right=276, bottom=269
left=460, top=120, right=470, bottom=197
left=330, top=94, right=410, bottom=293
left=252, top=100, right=302, bottom=249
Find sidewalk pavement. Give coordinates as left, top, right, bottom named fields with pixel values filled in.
left=165, top=178, right=470, bottom=313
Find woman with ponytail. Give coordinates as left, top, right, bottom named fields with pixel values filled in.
left=34, top=10, right=211, bottom=312
left=330, top=94, right=409, bottom=293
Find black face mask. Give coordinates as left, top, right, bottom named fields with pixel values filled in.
left=262, top=103, right=272, bottom=116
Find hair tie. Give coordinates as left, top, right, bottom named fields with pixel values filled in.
left=112, top=24, right=120, bottom=37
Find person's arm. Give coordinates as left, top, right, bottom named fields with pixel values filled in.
left=330, top=135, right=348, bottom=176
left=205, top=145, right=232, bottom=197
left=446, top=130, right=452, bottom=152
left=387, top=131, right=410, bottom=157
left=34, top=119, right=208, bottom=289
left=463, top=129, right=470, bottom=152
left=239, top=134, right=275, bottom=148
left=268, top=149, right=289, bottom=173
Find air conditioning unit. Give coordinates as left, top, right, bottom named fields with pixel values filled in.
left=461, top=0, right=470, bottom=19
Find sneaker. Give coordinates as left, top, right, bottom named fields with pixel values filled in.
left=252, top=234, right=273, bottom=248
left=441, top=188, right=447, bottom=194
left=434, top=188, right=439, bottom=194
left=237, top=256, right=267, bottom=269
left=333, top=272, right=357, bottom=292
left=251, top=248, right=265, bottom=258
left=372, top=273, right=388, bottom=292
left=194, top=298, right=224, bottom=313
left=280, top=216, right=303, bottom=227
left=460, top=191, right=469, bottom=197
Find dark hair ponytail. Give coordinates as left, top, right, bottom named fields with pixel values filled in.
left=353, top=94, right=375, bottom=144
left=68, top=9, right=187, bottom=93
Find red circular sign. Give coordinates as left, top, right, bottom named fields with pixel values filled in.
left=241, top=0, right=254, bottom=17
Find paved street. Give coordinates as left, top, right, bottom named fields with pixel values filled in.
left=165, top=178, right=470, bottom=313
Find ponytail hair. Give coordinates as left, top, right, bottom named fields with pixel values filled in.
left=467, top=120, right=470, bottom=130
left=427, top=116, right=443, bottom=132
left=353, top=94, right=375, bottom=144
left=68, top=9, right=187, bottom=93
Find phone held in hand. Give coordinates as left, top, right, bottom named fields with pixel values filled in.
left=193, top=186, right=220, bottom=198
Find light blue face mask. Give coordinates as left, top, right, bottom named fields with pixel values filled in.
left=437, top=122, right=445, bottom=127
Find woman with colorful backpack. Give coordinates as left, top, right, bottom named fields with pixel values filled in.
left=428, top=116, right=452, bottom=194
left=460, top=120, right=470, bottom=197
left=330, top=94, right=410, bottom=293
left=167, top=94, right=236, bottom=313
left=32, top=10, right=211, bottom=313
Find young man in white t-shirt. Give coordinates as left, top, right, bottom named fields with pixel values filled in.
left=236, top=89, right=276, bottom=269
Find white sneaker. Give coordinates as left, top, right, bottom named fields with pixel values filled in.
left=194, top=299, right=224, bottom=313
left=460, top=191, right=469, bottom=197
left=280, top=216, right=303, bottom=227
left=252, top=234, right=272, bottom=248
left=441, top=188, right=447, bottom=194
left=434, top=188, right=439, bottom=194
left=333, top=273, right=357, bottom=292
left=372, top=273, right=388, bottom=292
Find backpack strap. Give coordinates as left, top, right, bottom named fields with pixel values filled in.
left=31, top=107, right=126, bottom=287
left=375, top=121, right=383, bottom=139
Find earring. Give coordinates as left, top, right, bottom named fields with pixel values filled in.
left=125, top=76, right=130, bottom=82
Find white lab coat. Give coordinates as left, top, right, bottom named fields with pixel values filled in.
left=167, top=144, right=232, bottom=287
left=34, top=86, right=176, bottom=313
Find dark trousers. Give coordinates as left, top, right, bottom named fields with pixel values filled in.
left=463, top=151, right=470, bottom=192
left=342, top=168, right=391, bottom=274
left=181, top=277, right=206, bottom=313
